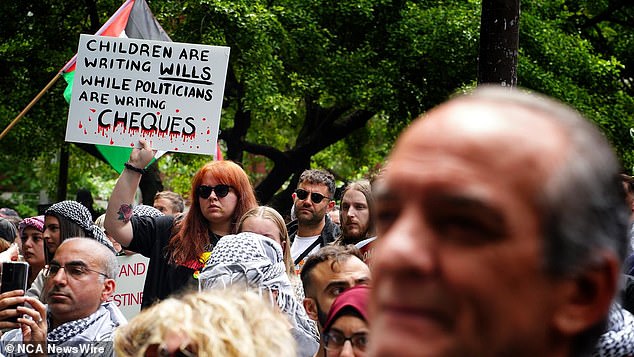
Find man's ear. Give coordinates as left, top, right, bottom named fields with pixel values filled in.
left=101, top=279, right=116, bottom=302
left=303, top=297, right=319, bottom=322
left=328, top=200, right=335, bottom=210
left=552, top=252, right=619, bottom=336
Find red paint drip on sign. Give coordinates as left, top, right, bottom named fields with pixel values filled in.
left=141, top=128, right=156, bottom=138
left=183, top=132, right=196, bottom=142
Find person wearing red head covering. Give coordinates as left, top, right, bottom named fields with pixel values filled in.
left=322, top=285, right=369, bottom=357
left=18, top=215, right=46, bottom=285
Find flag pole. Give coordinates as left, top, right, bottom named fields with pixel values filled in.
left=1, top=0, right=136, bottom=141
left=0, top=72, right=62, bottom=141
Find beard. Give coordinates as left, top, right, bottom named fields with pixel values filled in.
left=316, top=300, right=329, bottom=328
left=295, top=205, right=326, bottom=226
left=342, top=223, right=368, bottom=244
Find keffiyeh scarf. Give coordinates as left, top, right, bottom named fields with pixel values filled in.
left=199, top=232, right=319, bottom=356
left=45, top=200, right=115, bottom=253
left=593, top=303, right=634, bottom=357
left=47, top=305, right=106, bottom=343
left=132, top=205, right=164, bottom=218
left=18, top=215, right=44, bottom=235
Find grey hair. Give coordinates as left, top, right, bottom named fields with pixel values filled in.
left=466, top=87, right=629, bottom=277
left=470, top=87, right=629, bottom=277
left=298, top=169, right=336, bottom=198
left=103, top=245, right=119, bottom=280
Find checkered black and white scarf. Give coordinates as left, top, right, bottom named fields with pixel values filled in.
left=593, top=303, right=634, bottom=357
left=199, top=232, right=319, bottom=356
left=47, top=305, right=106, bottom=343
left=132, top=205, right=163, bottom=218
left=45, top=200, right=115, bottom=253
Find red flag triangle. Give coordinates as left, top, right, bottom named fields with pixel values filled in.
left=61, top=0, right=135, bottom=74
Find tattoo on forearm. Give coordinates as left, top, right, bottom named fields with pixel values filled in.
left=117, top=204, right=134, bottom=223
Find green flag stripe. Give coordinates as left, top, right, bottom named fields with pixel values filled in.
left=62, top=71, right=74, bottom=104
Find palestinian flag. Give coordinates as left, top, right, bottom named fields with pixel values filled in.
left=60, top=0, right=222, bottom=173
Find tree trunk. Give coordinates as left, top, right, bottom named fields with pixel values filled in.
left=56, top=142, right=69, bottom=202
left=85, top=0, right=99, bottom=33
left=267, top=172, right=302, bottom=219
left=257, top=153, right=311, bottom=216
left=477, top=0, right=520, bottom=87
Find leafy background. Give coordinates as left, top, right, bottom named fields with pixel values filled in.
left=0, top=0, right=632, bottom=217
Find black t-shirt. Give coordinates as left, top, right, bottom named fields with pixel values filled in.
left=127, top=215, right=200, bottom=309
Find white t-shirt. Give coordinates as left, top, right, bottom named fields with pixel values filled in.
left=291, top=235, right=320, bottom=275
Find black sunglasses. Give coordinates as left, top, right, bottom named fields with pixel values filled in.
left=197, top=184, right=231, bottom=199
left=294, top=188, right=330, bottom=204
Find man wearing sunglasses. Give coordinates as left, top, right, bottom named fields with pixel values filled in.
left=288, top=169, right=341, bottom=274
left=0, top=238, right=125, bottom=356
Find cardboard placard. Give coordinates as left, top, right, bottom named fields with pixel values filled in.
left=108, top=254, right=149, bottom=321
left=66, top=34, right=230, bottom=154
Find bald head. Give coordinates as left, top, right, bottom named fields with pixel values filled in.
left=389, top=92, right=570, bottom=211
left=370, top=87, right=628, bottom=357
left=58, top=238, right=118, bottom=279
left=46, top=237, right=117, bottom=327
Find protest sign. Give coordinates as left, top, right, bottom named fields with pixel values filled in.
left=108, top=254, right=149, bottom=320
left=356, top=237, right=375, bottom=265
left=66, top=34, right=230, bottom=155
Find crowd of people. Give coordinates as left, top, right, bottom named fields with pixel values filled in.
left=0, top=86, right=632, bottom=356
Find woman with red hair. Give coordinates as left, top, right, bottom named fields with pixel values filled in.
left=105, top=140, right=258, bottom=309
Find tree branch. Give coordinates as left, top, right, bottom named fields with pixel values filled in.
left=580, top=0, right=631, bottom=29
left=319, top=109, right=376, bottom=149
left=242, top=141, right=287, bottom=164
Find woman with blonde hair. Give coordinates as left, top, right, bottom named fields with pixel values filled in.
left=198, top=232, right=319, bottom=357
left=237, top=205, right=309, bottom=319
left=105, top=140, right=258, bottom=309
left=114, top=289, right=296, bottom=357
left=238, top=206, right=294, bottom=277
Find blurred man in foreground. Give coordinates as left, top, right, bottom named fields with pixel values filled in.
left=370, top=87, right=629, bottom=357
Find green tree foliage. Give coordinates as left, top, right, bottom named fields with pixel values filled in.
left=152, top=0, right=484, bottom=212
left=0, top=0, right=631, bottom=215
left=519, top=1, right=634, bottom=170
left=0, top=0, right=127, bottom=206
